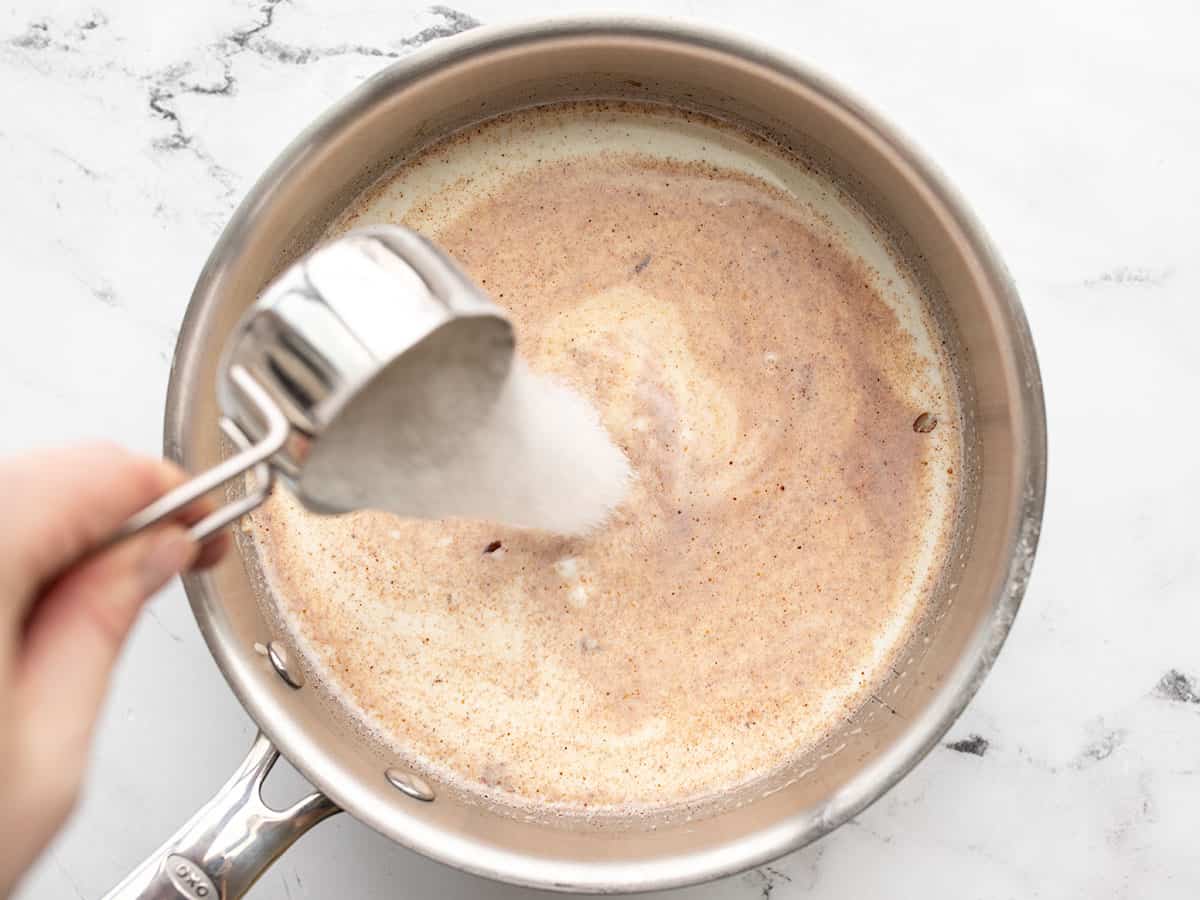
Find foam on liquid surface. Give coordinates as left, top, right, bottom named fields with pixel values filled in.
left=249, top=103, right=963, bottom=815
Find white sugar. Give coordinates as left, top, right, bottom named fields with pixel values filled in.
left=306, top=355, right=632, bottom=536
left=436, top=359, right=632, bottom=535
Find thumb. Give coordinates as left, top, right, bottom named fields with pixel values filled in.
left=16, top=524, right=198, bottom=776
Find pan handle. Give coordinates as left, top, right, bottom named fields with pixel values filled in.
left=102, top=733, right=340, bottom=900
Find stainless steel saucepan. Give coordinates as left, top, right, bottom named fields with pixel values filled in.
left=105, top=16, right=1046, bottom=898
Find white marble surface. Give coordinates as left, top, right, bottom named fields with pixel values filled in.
left=3, top=0, right=1198, bottom=897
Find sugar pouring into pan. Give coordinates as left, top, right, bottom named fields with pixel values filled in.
left=114, top=224, right=632, bottom=547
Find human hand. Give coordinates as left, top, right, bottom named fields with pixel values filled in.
left=0, top=444, right=228, bottom=897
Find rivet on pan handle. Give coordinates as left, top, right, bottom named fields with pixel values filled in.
left=101, top=733, right=339, bottom=900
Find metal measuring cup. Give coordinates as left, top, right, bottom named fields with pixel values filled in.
left=118, top=225, right=515, bottom=542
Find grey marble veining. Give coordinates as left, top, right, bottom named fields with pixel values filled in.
left=3, top=0, right=1199, bottom=898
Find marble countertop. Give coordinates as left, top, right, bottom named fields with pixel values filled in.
left=4, top=0, right=1198, bottom=897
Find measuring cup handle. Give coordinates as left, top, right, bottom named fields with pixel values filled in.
left=101, top=733, right=340, bottom=900
left=114, top=366, right=288, bottom=544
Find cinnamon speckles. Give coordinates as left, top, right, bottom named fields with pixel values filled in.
left=913, top=412, right=938, bottom=433
left=252, top=103, right=963, bottom=815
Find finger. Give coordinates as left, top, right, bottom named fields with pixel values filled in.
left=0, top=444, right=219, bottom=625
left=15, top=524, right=197, bottom=770
left=194, top=530, right=231, bottom=570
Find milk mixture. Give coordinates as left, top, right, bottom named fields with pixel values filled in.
left=248, top=102, right=963, bottom=814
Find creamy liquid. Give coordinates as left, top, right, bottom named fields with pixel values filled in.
left=249, top=103, right=963, bottom=814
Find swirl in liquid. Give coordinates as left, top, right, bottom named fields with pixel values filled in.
left=249, top=104, right=962, bottom=813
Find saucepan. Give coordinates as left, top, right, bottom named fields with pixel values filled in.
left=105, top=16, right=1046, bottom=899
